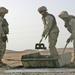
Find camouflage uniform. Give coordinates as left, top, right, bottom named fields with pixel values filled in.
left=38, top=6, right=59, bottom=56
left=0, top=7, right=9, bottom=66
left=59, top=11, right=75, bottom=63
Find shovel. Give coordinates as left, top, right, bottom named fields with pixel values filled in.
left=62, top=43, right=68, bottom=54
left=62, top=42, right=69, bottom=54
left=39, top=37, right=43, bottom=43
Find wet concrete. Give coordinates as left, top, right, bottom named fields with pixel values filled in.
left=3, top=68, right=75, bottom=73
left=0, top=68, right=75, bottom=75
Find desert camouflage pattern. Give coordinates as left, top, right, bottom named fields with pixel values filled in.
left=42, top=12, right=59, bottom=56
left=0, top=16, right=7, bottom=59
left=0, top=40, right=6, bottom=59
left=59, top=11, right=75, bottom=62
left=68, top=17, right=75, bottom=60
left=0, top=7, right=8, bottom=60
left=0, top=17, right=5, bottom=37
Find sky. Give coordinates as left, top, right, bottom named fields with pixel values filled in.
left=0, top=0, right=75, bottom=51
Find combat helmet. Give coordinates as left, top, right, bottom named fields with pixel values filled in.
left=38, top=6, right=47, bottom=13
left=0, top=7, right=8, bottom=14
left=58, top=11, right=69, bottom=18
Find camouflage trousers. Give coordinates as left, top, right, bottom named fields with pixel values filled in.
left=0, top=38, right=6, bottom=59
left=48, top=32, right=59, bottom=56
left=73, top=39, right=75, bottom=61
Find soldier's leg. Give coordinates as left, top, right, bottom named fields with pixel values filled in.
left=1, top=42, right=7, bottom=66
left=2, top=42, right=6, bottom=58
left=0, top=39, right=4, bottom=59
left=0, top=39, right=4, bottom=66
left=48, top=32, right=59, bottom=56
left=73, top=39, right=75, bottom=62
left=0, top=38, right=7, bottom=66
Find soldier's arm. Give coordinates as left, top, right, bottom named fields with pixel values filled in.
left=0, top=17, right=5, bottom=37
left=69, top=18, right=75, bottom=39
left=42, top=15, right=53, bottom=37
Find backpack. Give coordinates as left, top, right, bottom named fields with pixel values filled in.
left=2, top=18, right=9, bottom=34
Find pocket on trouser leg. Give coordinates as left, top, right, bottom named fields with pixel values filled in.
left=49, top=40, right=59, bottom=56
left=0, top=50, right=3, bottom=59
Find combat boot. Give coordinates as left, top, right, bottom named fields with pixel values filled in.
left=0, top=59, right=7, bottom=66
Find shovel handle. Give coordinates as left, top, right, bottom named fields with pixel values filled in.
left=62, top=42, right=68, bottom=54
left=39, top=37, right=43, bottom=43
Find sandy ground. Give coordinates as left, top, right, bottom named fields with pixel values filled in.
left=0, top=48, right=74, bottom=69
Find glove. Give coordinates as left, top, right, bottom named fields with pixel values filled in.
left=2, top=36, right=7, bottom=42
left=66, top=38, right=70, bottom=43
left=42, top=34, right=45, bottom=37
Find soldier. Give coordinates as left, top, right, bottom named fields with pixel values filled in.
left=38, top=6, right=59, bottom=57
left=0, top=7, right=9, bottom=66
left=58, top=11, right=75, bottom=63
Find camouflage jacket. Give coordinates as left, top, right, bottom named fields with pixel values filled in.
left=64, top=15, right=75, bottom=39
left=0, top=16, right=5, bottom=37
left=42, top=12, right=59, bottom=37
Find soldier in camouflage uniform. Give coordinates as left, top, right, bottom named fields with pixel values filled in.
left=38, top=6, right=59, bottom=57
left=0, top=7, right=9, bottom=66
left=58, top=11, right=75, bottom=63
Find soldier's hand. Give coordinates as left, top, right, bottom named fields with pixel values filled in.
left=2, top=36, right=7, bottom=42
left=66, top=38, right=70, bottom=43
left=42, top=34, right=45, bottom=37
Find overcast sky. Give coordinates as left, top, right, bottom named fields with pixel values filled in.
left=0, top=0, right=75, bottom=51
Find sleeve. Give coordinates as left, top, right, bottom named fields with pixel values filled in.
left=69, top=18, right=75, bottom=39
left=42, top=15, right=53, bottom=37
left=0, top=17, right=5, bottom=37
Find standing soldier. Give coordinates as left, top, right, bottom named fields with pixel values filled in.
left=0, top=7, right=9, bottom=66
left=38, top=6, right=59, bottom=57
left=58, top=11, right=75, bottom=64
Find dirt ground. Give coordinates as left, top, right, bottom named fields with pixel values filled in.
left=0, top=48, right=74, bottom=69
